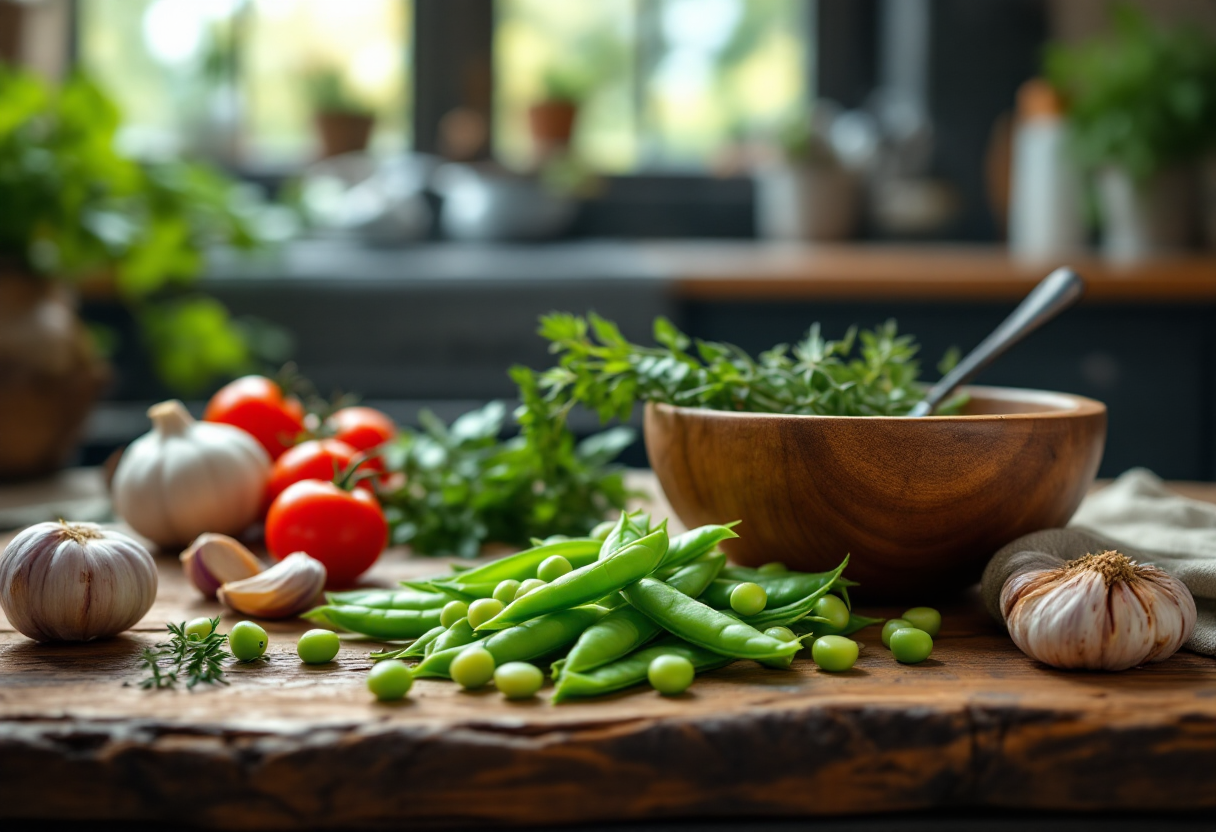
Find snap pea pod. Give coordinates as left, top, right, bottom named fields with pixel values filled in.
left=552, top=636, right=733, bottom=702
left=791, top=613, right=883, bottom=639
left=559, top=552, right=726, bottom=679
left=739, top=557, right=849, bottom=629
left=423, top=538, right=601, bottom=591
left=301, top=604, right=442, bottom=640
left=428, top=618, right=477, bottom=654
left=478, top=527, right=669, bottom=632
left=701, top=568, right=844, bottom=610
left=597, top=511, right=650, bottom=560
left=325, top=589, right=448, bottom=610
left=369, top=624, right=446, bottom=662
left=414, top=605, right=607, bottom=679
left=621, top=578, right=800, bottom=662
left=659, top=523, right=739, bottom=569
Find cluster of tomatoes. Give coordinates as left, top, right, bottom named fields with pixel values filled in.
left=203, top=376, right=395, bottom=586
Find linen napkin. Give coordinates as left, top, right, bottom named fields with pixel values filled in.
left=981, top=468, right=1216, bottom=657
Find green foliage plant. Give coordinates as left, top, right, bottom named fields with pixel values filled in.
left=306, top=67, right=375, bottom=117
left=1046, top=5, right=1216, bottom=180
left=0, top=64, right=274, bottom=393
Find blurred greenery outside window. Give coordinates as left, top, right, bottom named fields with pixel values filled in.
left=494, top=0, right=811, bottom=173
left=78, top=0, right=807, bottom=175
left=77, top=0, right=412, bottom=168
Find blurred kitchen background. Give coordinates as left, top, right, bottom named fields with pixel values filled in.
left=2, top=0, right=1215, bottom=483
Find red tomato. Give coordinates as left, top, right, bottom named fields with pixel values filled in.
left=265, top=438, right=374, bottom=507
left=204, top=376, right=305, bottom=460
left=325, top=406, right=397, bottom=453
left=265, top=480, right=387, bottom=586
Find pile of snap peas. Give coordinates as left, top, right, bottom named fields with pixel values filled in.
left=304, top=511, right=892, bottom=701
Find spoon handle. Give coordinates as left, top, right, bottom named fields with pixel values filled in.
left=908, top=266, right=1086, bottom=417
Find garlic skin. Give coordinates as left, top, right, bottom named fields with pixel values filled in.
left=0, top=521, right=158, bottom=642
left=217, top=552, right=326, bottom=619
left=1001, top=550, right=1196, bottom=671
left=181, top=533, right=264, bottom=599
left=113, top=400, right=270, bottom=547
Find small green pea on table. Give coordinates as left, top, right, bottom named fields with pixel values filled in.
left=0, top=471, right=1214, bottom=829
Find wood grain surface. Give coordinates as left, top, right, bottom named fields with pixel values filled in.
left=0, top=473, right=1213, bottom=829
left=645, top=388, right=1107, bottom=598
left=640, top=242, right=1216, bottom=302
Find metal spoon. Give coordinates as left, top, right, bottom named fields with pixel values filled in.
left=907, top=266, right=1086, bottom=417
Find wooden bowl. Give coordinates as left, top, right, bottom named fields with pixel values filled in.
left=644, top=387, right=1106, bottom=599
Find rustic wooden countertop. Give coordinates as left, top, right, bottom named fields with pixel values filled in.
left=642, top=242, right=1216, bottom=302
left=0, top=472, right=1213, bottom=829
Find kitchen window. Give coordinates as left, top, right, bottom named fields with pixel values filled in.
left=75, top=0, right=810, bottom=175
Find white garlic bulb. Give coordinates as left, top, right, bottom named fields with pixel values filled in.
left=113, top=400, right=270, bottom=547
left=0, top=521, right=158, bottom=642
left=999, top=549, right=1196, bottom=671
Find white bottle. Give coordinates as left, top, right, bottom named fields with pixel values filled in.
left=1008, top=79, right=1086, bottom=260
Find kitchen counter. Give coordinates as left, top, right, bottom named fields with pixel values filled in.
left=1, top=471, right=1213, bottom=828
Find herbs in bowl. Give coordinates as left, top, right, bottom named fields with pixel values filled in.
left=534, top=314, right=1106, bottom=598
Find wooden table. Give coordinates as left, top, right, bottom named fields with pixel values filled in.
left=1, top=473, right=1213, bottom=829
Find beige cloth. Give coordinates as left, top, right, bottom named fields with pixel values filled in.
left=982, top=469, right=1216, bottom=657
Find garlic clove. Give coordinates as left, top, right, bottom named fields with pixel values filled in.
left=181, top=533, right=264, bottom=599
left=217, top=552, right=327, bottom=619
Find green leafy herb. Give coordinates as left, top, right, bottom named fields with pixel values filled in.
left=139, top=617, right=231, bottom=690
left=379, top=366, right=634, bottom=558
left=1046, top=5, right=1216, bottom=179
left=537, top=313, right=959, bottom=420
left=0, top=65, right=282, bottom=394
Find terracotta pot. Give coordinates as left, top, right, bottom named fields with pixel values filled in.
left=0, top=272, right=110, bottom=480
left=315, top=111, right=375, bottom=159
left=1096, top=165, right=1199, bottom=260
left=528, top=101, right=578, bottom=152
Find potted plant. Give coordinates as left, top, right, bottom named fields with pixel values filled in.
left=753, top=116, right=861, bottom=241
left=0, top=65, right=267, bottom=479
left=1047, top=6, right=1216, bottom=259
left=308, top=68, right=376, bottom=158
left=528, top=68, right=589, bottom=160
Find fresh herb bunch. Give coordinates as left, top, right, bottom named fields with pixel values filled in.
left=139, top=617, right=231, bottom=690
left=379, top=366, right=634, bottom=558
left=537, top=313, right=958, bottom=420
left=1046, top=5, right=1216, bottom=179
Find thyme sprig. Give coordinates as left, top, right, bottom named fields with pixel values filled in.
left=537, top=313, right=961, bottom=419
left=139, top=617, right=231, bottom=690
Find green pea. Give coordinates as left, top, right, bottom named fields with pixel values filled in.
left=901, top=607, right=941, bottom=638
left=764, top=626, right=797, bottom=643
left=494, top=661, right=544, bottom=699
left=467, top=598, right=504, bottom=630
left=297, top=628, right=340, bottom=664
left=515, top=578, right=547, bottom=599
left=881, top=618, right=912, bottom=648
left=492, top=580, right=521, bottom=606
left=647, top=654, right=695, bottom=695
left=890, top=628, right=933, bottom=664
left=440, top=600, right=469, bottom=628
left=811, top=635, right=858, bottom=671
left=536, top=555, right=573, bottom=582
left=184, top=617, right=214, bottom=641
left=757, top=562, right=787, bottom=576
left=367, top=660, right=413, bottom=701
left=729, top=582, right=767, bottom=616
left=450, top=646, right=496, bottom=689
left=813, top=594, right=850, bottom=631
left=228, top=621, right=268, bottom=662
left=590, top=519, right=617, bottom=541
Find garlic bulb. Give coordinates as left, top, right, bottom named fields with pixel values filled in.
left=999, top=549, right=1196, bottom=670
left=0, top=521, right=158, bottom=642
left=217, top=552, right=326, bottom=619
left=113, top=400, right=270, bottom=547
left=181, top=533, right=264, bottom=599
